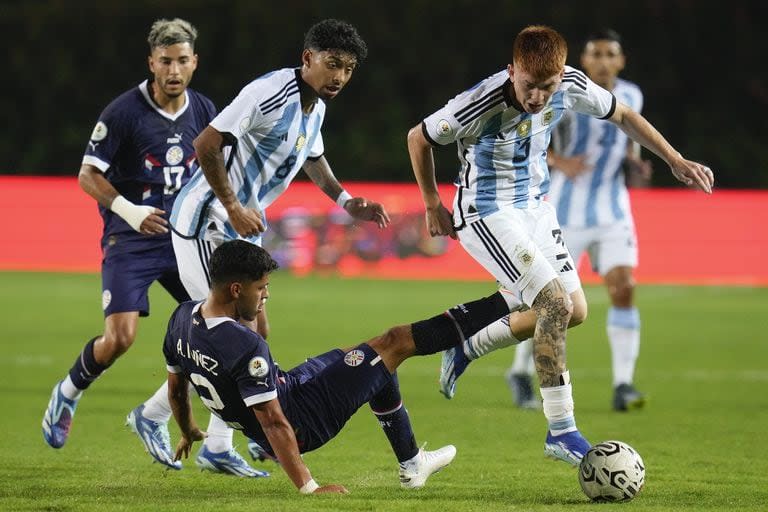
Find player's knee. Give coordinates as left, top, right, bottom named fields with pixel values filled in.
left=608, top=279, right=635, bottom=307
left=102, top=328, right=137, bottom=358
left=370, top=325, right=412, bottom=358
left=569, top=296, right=588, bottom=327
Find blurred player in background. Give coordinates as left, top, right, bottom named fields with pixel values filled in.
left=508, top=29, right=652, bottom=412
left=136, top=18, right=391, bottom=476
left=166, top=240, right=520, bottom=493
left=42, top=19, right=216, bottom=465
left=408, top=25, right=713, bottom=465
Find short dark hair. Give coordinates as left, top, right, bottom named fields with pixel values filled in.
left=304, top=19, right=368, bottom=63
left=583, top=28, right=623, bottom=50
left=209, top=240, right=279, bottom=286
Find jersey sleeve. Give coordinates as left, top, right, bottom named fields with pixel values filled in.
left=209, top=84, right=264, bottom=142
left=231, top=336, right=278, bottom=406
left=162, top=310, right=183, bottom=374
left=563, top=68, right=616, bottom=120
left=81, top=101, right=130, bottom=172
left=308, top=130, right=324, bottom=159
left=421, top=88, right=490, bottom=146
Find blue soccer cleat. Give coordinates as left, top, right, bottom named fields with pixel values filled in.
left=126, top=404, right=181, bottom=470
left=438, top=346, right=471, bottom=399
left=196, top=445, right=270, bottom=478
left=544, top=430, right=591, bottom=466
left=247, top=440, right=278, bottom=463
left=42, top=381, right=80, bottom=448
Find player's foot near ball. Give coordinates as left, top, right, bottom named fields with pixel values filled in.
left=613, top=383, right=646, bottom=412
left=544, top=430, right=591, bottom=466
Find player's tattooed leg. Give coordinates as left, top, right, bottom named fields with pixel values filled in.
left=531, top=279, right=572, bottom=387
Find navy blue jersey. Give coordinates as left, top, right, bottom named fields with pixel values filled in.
left=83, top=80, right=216, bottom=255
left=163, top=301, right=391, bottom=454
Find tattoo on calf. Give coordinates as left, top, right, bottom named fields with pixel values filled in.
left=532, top=280, right=571, bottom=387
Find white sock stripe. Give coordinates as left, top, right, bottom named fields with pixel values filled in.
left=371, top=401, right=403, bottom=416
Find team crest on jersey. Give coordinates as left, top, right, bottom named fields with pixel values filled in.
left=541, top=107, right=554, bottom=126
left=437, top=119, right=453, bottom=137
left=516, top=120, right=532, bottom=137
left=166, top=146, right=184, bottom=165
left=102, top=289, right=112, bottom=310
left=344, top=349, right=365, bottom=367
left=295, top=134, right=306, bottom=151
left=248, top=356, right=269, bottom=378
left=90, top=121, right=108, bottom=141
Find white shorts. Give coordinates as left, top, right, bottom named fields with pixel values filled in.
left=458, top=202, right=581, bottom=307
left=172, top=233, right=219, bottom=301
left=563, top=217, right=638, bottom=276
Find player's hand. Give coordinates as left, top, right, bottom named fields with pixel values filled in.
left=343, top=197, right=391, bottom=229
left=227, top=203, right=266, bottom=237
left=553, top=154, right=591, bottom=179
left=669, top=157, right=714, bottom=194
left=139, top=209, right=169, bottom=235
left=312, top=484, right=349, bottom=494
left=174, top=429, right=207, bottom=461
left=425, top=204, right=457, bottom=240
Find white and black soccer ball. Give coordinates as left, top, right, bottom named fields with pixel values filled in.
left=578, top=440, right=645, bottom=502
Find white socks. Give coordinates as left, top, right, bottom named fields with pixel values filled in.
left=509, top=338, right=535, bottom=375
left=464, top=316, right=520, bottom=359
left=140, top=380, right=173, bottom=422
left=203, top=413, right=234, bottom=453
left=540, top=371, right=576, bottom=435
left=607, top=307, right=641, bottom=387
left=60, top=375, right=83, bottom=400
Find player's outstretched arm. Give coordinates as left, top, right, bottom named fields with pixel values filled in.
left=608, top=103, right=713, bottom=193
left=406, top=124, right=456, bottom=239
left=303, top=157, right=390, bottom=228
left=194, top=126, right=265, bottom=236
left=167, top=372, right=206, bottom=460
left=252, top=399, right=347, bottom=495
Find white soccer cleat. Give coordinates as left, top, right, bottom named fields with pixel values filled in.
left=399, top=444, right=456, bottom=489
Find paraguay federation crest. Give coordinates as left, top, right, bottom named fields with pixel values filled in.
left=344, top=349, right=366, bottom=367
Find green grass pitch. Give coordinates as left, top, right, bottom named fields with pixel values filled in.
left=2, top=271, right=767, bottom=511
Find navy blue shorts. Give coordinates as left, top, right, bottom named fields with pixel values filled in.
left=101, top=245, right=189, bottom=317
left=278, top=344, right=392, bottom=454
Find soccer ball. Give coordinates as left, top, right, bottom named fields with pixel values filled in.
left=578, top=440, right=645, bottom=502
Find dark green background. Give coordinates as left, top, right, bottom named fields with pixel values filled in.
left=3, top=0, right=765, bottom=187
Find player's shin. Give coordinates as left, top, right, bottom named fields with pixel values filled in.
left=66, top=336, right=110, bottom=395
left=411, top=291, right=516, bottom=356
left=369, top=373, right=418, bottom=462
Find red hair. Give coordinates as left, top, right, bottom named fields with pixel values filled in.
left=512, top=25, right=568, bottom=79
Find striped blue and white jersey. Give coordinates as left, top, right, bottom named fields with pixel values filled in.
left=172, top=68, right=325, bottom=243
left=548, top=78, right=643, bottom=228
left=422, top=66, right=615, bottom=228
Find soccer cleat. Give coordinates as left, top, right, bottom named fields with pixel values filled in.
left=504, top=369, right=541, bottom=410
left=399, top=444, right=457, bottom=489
left=42, top=381, right=80, bottom=448
left=247, top=440, right=278, bottom=463
left=196, top=445, right=270, bottom=478
left=613, top=383, right=646, bottom=412
left=126, top=405, right=181, bottom=470
left=438, top=346, right=471, bottom=399
left=544, top=430, right=591, bottom=466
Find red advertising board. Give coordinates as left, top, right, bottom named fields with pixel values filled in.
left=1, top=177, right=765, bottom=285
